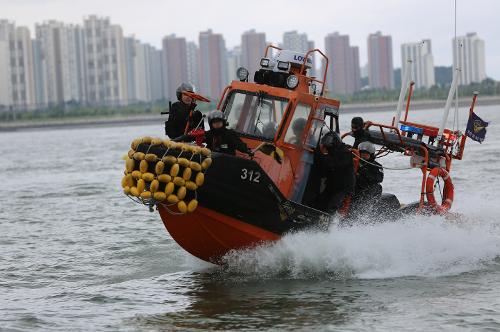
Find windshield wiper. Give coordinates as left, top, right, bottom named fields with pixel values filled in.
left=253, top=91, right=267, bottom=134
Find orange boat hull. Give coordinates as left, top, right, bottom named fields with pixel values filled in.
left=158, top=205, right=280, bottom=263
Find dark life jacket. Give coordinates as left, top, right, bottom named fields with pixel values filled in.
left=165, top=101, right=196, bottom=139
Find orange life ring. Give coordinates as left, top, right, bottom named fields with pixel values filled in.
left=425, top=167, right=454, bottom=214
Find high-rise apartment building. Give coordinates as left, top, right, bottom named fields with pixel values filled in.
left=324, top=32, right=361, bottom=95
left=36, top=21, right=86, bottom=106
left=83, top=16, right=128, bottom=106
left=0, top=20, right=36, bottom=111
left=241, top=29, right=266, bottom=80
left=199, top=29, right=227, bottom=99
left=149, top=48, right=164, bottom=102
left=367, top=31, right=394, bottom=89
left=453, top=32, right=486, bottom=85
left=186, top=41, right=199, bottom=92
left=226, top=46, right=241, bottom=82
left=401, top=39, right=435, bottom=89
left=162, top=34, right=188, bottom=101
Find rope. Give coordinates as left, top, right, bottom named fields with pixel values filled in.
left=352, top=151, right=415, bottom=171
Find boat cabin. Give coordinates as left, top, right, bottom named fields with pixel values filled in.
left=217, top=46, right=342, bottom=204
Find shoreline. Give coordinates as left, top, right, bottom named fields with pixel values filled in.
left=1, top=96, right=499, bottom=132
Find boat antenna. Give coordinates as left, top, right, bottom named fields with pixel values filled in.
left=453, top=0, right=459, bottom=132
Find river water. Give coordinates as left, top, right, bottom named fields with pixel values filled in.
left=1, top=104, right=499, bottom=331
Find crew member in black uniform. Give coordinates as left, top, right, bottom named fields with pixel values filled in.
left=350, top=116, right=371, bottom=149
left=354, top=141, right=384, bottom=202
left=177, top=110, right=253, bottom=156
left=205, top=110, right=254, bottom=156
left=165, top=83, right=196, bottom=139
left=314, top=131, right=355, bottom=214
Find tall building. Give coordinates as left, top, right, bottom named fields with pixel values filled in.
left=367, top=31, right=394, bottom=89
left=324, top=32, right=361, bottom=95
left=162, top=34, right=188, bottom=101
left=186, top=41, right=199, bottom=92
left=149, top=48, right=164, bottom=102
left=0, top=20, right=36, bottom=111
left=31, top=39, right=47, bottom=108
left=401, top=39, right=435, bottom=89
left=226, top=46, right=241, bottom=82
left=199, top=29, right=227, bottom=99
left=36, top=21, right=86, bottom=106
left=282, top=30, right=316, bottom=76
left=241, top=29, right=266, bottom=80
left=83, top=16, right=128, bottom=106
left=453, top=32, right=486, bottom=85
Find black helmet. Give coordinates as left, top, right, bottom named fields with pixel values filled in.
left=320, top=131, right=342, bottom=151
left=207, top=110, right=226, bottom=127
left=351, top=117, right=364, bottom=130
left=292, top=118, right=307, bottom=135
left=176, top=82, right=195, bottom=101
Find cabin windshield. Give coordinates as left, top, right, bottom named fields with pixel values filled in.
left=223, top=90, right=289, bottom=140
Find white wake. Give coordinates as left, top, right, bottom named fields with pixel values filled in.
left=219, top=214, right=500, bottom=279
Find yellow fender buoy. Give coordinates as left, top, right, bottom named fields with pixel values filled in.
left=130, top=187, right=139, bottom=197
left=140, top=160, right=148, bottom=173
left=201, top=158, right=212, bottom=170
left=142, top=172, right=155, bottom=182
left=201, top=148, right=211, bottom=157
left=128, top=149, right=135, bottom=159
left=189, top=161, right=202, bottom=172
left=177, top=200, right=187, bottom=214
left=185, top=181, right=197, bottom=191
left=132, top=170, right=142, bottom=180
left=173, top=177, right=185, bottom=187
left=140, top=191, right=152, bottom=199
left=145, top=153, right=157, bottom=162
left=133, top=152, right=145, bottom=161
left=187, top=199, right=198, bottom=212
left=142, top=136, right=153, bottom=144
left=162, top=155, right=177, bottom=165
left=150, top=179, right=160, bottom=193
left=154, top=191, right=166, bottom=201
left=165, top=182, right=175, bottom=195
left=177, top=186, right=187, bottom=200
left=195, top=172, right=205, bottom=186
left=151, top=138, right=163, bottom=146
left=131, top=138, right=142, bottom=150
left=182, top=168, right=192, bottom=181
left=170, top=164, right=180, bottom=177
left=125, top=158, right=135, bottom=173
left=137, top=179, right=145, bottom=193
left=167, top=194, right=179, bottom=204
left=121, top=174, right=134, bottom=188
left=177, top=158, right=190, bottom=168
left=155, top=161, right=165, bottom=175
left=158, top=174, right=172, bottom=183
left=123, top=186, right=131, bottom=195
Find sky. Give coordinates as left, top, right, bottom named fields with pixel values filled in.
left=2, top=0, right=499, bottom=79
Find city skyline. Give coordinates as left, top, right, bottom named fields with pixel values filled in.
left=2, top=0, right=499, bottom=80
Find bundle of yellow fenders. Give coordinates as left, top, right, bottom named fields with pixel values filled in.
left=121, top=137, right=212, bottom=214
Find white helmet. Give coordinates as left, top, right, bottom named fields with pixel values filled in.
left=358, top=141, right=376, bottom=155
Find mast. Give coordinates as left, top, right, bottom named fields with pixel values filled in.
left=437, top=0, right=460, bottom=141
left=394, top=58, right=412, bottom=129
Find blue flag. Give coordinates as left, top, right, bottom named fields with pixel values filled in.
left=466, top=112, right=489, bottom=143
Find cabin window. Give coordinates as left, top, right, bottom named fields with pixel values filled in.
left=224, top=91, right=288, bottom=140
left=306, top=107, right=325, bottom=148
left=284, top=103, right=311, bottom=145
